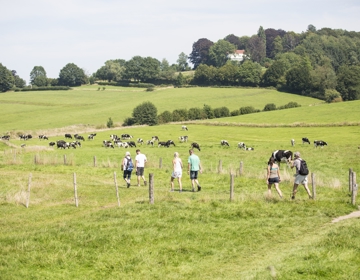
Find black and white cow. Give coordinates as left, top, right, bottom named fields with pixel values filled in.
left=1, top=135, right=10, bottom=140
left=127, top=141, right=137, bottom=148
left=167, top=140, right=176, bottom=147
left=314, top=140, right=327, bottom=148
left=75, top=135, right=85, bottom=141
left=179, top=136, right=188, bottom=143
left=116, top=141, right=128, bottom=148
left=158, top=141, right=170, bottom=147
left=220, top=140, right=230, bottom=147
left=57, top=140, right=68, bottom=149
left=110, top=134, right=119, bottom=141
left=191, top=142, right=201, bottom=151
left=121, top=134, right=133, bottom=140
left=146, top=139, right=155, bottom=146
left=103, top=140, right=114, bottom=148
left=302, top=137, right=310, bottom=144
left=65, top=134, right=72, bottom=139
left=88, top=133, right=97, bottom=140
left=151, top=136, right=160, bottom=142
left=238, top=142, right=246, bottom=149
left=245, top=147, right=254, bottom=151
left=49, top=142, right=56, bottom=147
left=137, top=138, right=144, bottom=145
left=19, top=134, right=29, bottom=140
left=182, top=125, right=188, bottom=131
left=271, top=150, right=293, bottom=168
left=39, top=135, right=48, bottom=140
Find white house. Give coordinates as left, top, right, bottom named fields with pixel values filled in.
left=227, top=50, right=246, bottom=62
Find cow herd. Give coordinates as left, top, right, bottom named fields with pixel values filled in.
left=220, top=140, right=254, bottom=150
left=290, top=137, right=328, bottom=148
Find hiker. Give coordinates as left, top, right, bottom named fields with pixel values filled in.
left=170, top=152, right=183, bottom=192
left=187, top=149, right=202, bottom=192
left=291, top=151, right=312, bottom=199
left=135, top=149, right=147, bottom=186
left=266, top=157, right=283, bottom=198
left=122, top=151, right=133, bottom=188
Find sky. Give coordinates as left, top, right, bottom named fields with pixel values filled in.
left=1, top=0, right=360, bottom=84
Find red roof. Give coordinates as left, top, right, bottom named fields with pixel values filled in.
left=235, top=50, right=245, bottom=54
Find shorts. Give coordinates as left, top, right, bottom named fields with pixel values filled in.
left=268, top=177, right=280, bottom=184
left=171, top=171, right=182, bottom=178
left=136, top=167, right=144, bottom=176
left=123, top=170, right=132, bottom=180
left=190, top=170, right=198, bottom=180
left=294, top=174, right=308, bottom=185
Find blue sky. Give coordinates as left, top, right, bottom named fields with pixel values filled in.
left=1, top=0, right=360, bottom=84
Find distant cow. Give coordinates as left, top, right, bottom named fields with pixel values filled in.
left=302, top=137, right=310, bottom=144
left=137, top=138, right=144, bottom=145
left=158, top=141, right=170, bottom=148
left=182, top=125, right=188, bottom=131
left=88, top=133, right=96, bottom=140
left=191, top=142, right=201, bottom=151
left=291, top=139, right=295, bottom=146
left=121, top=134, right=133, bottom=140
left=65, top=134, right=72, bottom=139
left=103, top=140, right=114, bottom=148
left=271, top=150, right=293, bottom=168
left=127, top=141, right=137, bottom=148
left=146, top=139, right=155, bottom=146
left=314, top=140, right=327, bottom=148
left=49, top=142, right=56, bottom=147
left=220, top=140, right=230, bottom=147
left=238, top=142, right=246, bottom=149
left=19, top=134, right=29, bottom=140
left=179, top=136, right=188, bottom=143
left=57, top=140, right=68, bottom=149
left=39, top=135, right=48, bottom=140
left=75, top=135, right=85, bottom=141
left=1, top=135, right=10, bottom=140
left=151, top=136, right=159, bottom=142
left=110, top=134, right=119, bottom=141
left=245, top=147, right=254, bottom=151
left=166, top=140, right=176, bottom=147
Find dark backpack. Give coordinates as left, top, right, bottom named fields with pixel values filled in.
left=299, top=159, right=309, bottom=175
left=126, top=157, right=134, bottom=171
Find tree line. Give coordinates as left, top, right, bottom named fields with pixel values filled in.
left=1, top=25, right=360, bottom=101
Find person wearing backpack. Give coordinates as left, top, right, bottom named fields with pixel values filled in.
left=122, top=151, right=133, bottom=188
left=291, top=151, right=312, bottom=199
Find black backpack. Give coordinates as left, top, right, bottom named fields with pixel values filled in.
left=299, top=159, right=309, bottom=175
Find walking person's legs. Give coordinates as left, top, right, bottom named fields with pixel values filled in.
left=274, top=182, right=283, bottom=198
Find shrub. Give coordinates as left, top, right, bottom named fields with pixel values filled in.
left=324, top=89, right=341, bottom=103
left=263, top=103, right=277, bottom=111
left=230, top=110, right=240, bottom=116
left=240, top=106, right=257, bottom=115
left=106, top=117, right=114, bottom=128
left=158, top=110, right=172, bottom=124
left=122, top=117, right=136, bottom=126
left=132, top=101, right=158, bottom=126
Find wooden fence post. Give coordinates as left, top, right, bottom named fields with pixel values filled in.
left=26, top=173, right=32, bottom=208
left=230, top=173, right=234, bottom=201
left=73, top=172, right=78, bottom=207
left=149, top=173, right=154, bottom=204
left=159, top=158, right=162, bottom=169
left=311, top=173, right=316, bottom=200
left=351, top=172, right=357, bottom=206
left=349, top=168, right=353, bottom=192
left=94, top=156, right=97, bottom=167
left=218, top=160, right=222, bottom=174
left=114, top=172, right=120, bottom=207
left=239, top=161, right=243, bottom=176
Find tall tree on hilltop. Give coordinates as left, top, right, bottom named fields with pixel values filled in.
left=0, top=63, right=14, bottom=92
left=188, top=38, right=214, bottom=69
left=58, top=63, right=87, bottom=86
left=224, top=34, right=242, bottom=49
left=208, top=39, right=236, bottom=67
left=30, top=66, right=47, bottom=86
left=265, top=28, right=286, bottom=58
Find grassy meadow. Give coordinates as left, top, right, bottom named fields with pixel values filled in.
left=1, top=86, right=360, bottom=279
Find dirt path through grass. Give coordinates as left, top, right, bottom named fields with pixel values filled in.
left=332, top=210, right=360, bottom=223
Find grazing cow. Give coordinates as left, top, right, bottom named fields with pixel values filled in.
left=121, top=134, right=133, bottom=140
left=103, top=140, right=114, bottom=148
left=238, top=142, right=246, bottom=149
left=57, top=140, right=67, bottom=149
left=302, top=137, right=310, bottom=144
left=39, top=135, right=48, bottom=140
left=151, top=136, right=159, bottom=142
left=75, top=135, right=85, bottom=141
left=116, top=141, right=128, bottom=148
left=110, top=134, right=119, bottom=141
left=27, top=134, right=32, bottom=139
left=314, top=140, right=327, bottom=148
left=137, top=138, right=144, bottom=145
left=220, top=140, right=230, bottom=147
left=1, top=135, right=10, bottom=140
left=271, top=150, right=293, bottom=168
left=245, top=147, right=254, bottom=151
left=19, top=134, right=29, bottom=140
left=65, top=134, right=72, bottom=139
left=158, top=141, right=170, bottom=148
left=291, top=139, right=295, bottom=146
left=127, top=141, right=137, bottom=148
left=88, top=133, right=96, bottom=140
left=191, top=142, right=201, bottom=151
left=49, top=142, right=56, bottom=147
left=182, top=125, right=188, bottom=131
left=146, top=139, right=155, bottom=146
left=179, top=136, right=188, bottom=143
left=166, top=140, right=176, bottom=147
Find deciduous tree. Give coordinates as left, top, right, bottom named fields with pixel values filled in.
left=58, top=63, right=87, bottom=86
left=132, top=101, right=158, bottom=126
left=0, top=63, right=14, bottom=92
left=30, top=66, right=47, bottom=86
left=208, top=39, right=236, bottom=67
left=188, top=38, right=214, bottom=69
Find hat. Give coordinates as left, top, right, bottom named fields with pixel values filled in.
left=294, top=151, right=300, bottom=158
left=125, top=151, right=130, bottom=156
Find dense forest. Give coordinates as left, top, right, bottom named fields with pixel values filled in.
left=1, top=25, right=360, bottom=102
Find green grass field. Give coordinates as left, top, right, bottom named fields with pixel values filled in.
left=1, top=86, right=360, bottom=279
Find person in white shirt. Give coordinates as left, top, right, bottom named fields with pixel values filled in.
left=135, top=149, right=147, bottom=186
left=170, top=152, right=183, bottom=192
